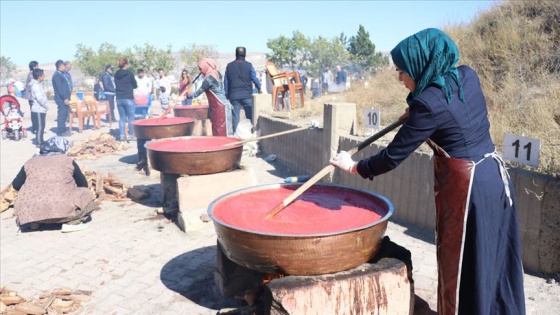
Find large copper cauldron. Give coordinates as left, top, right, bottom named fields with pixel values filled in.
left=146, top=136, right=243, bottom=175
left=173, top=105, right=209, bottom=120
left=208, top=183, right=394, bottom=275
left=132, top=117, right=195, bottom=140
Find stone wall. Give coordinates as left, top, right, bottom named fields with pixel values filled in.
left=254, top=100, right=560, bottom=274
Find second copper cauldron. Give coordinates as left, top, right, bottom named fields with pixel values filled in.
left=208, top=183, right=394, bottom=275
left=132, top=117, right=195, bottom=140
left=146, top=136, right=243, bottom=175
left=173, top=105, right=209, bottom=120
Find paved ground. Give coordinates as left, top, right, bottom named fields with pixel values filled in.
left=1, top=98, right=559, bottom=314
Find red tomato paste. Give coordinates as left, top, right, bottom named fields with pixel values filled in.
left=148, top=137, right=240, bottom=152
left=212, top=185, right=388, bottom=235
left=133, top=117, right=194, bottom=126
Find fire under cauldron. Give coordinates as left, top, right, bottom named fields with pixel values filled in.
left=208, top=183, right=394, bottom=276
left=173, top=105, right=209, bottom=120
left=132, top=117, right=195, bottom=140
left=146, top=136, right=243, bottom=175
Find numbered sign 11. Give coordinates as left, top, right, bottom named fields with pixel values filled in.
left=503, top=133, right=541, bottom=167
left=364, top=109, right=380, bottom=130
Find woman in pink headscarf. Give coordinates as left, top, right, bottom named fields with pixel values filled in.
left=185, top=58, right=233, bottom=137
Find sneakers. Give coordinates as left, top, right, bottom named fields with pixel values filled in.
left=61, top=222, right=89, bottom=233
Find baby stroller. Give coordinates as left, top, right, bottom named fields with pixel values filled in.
left=1, top=95, right=27, bottom=141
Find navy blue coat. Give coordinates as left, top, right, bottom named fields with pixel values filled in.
left=51, top=70, right=71, bottom=102
left=224, top=57, right=261, bottom=100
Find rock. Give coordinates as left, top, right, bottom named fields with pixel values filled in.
left=127, top=186, right=151, bottom=200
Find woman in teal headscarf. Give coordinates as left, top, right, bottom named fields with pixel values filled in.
left=331, top=28, right=525, bottom=314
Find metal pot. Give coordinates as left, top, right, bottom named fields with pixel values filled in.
left=173, top=105, right=209, bottom=120
left=146, top=136, right=243, bottom=175
left=132, top=117, right=195, bottom=140
left=208, top=183, right=394, bottom=275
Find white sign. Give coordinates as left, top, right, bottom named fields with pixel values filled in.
left=503, top=133, right=541, bottom=167
left=364, top=109, right=380, bottom=130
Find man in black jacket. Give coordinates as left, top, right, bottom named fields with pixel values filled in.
left=224, top=47, right=262, bottom=133
left=101, top=64, right=116, bottom=121
left=52, top=60, right=72, bottom=136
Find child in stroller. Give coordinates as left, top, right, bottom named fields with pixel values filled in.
left=1, top=95, right=27, bottom=141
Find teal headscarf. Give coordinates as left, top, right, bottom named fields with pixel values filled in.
left=390, top=28, right=464, bottom=105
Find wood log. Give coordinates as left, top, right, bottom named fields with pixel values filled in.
left=15, top=302, right=45, bottom=315
left=0, top=296, right=25, bottom=305
left=103, top=184, right=123, bottom=195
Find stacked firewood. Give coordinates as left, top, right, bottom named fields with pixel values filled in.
left=84, top=171, right=129, bottom=201
left=0, top=287, right=91, bottom=314
left=67, top=134, right=125, bottom=160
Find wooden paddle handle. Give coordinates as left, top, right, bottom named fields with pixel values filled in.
left=265, top=118, right=405, bottom=220
left=226, top=126, right=309, bottom=146
left=265, top=164, right=335, bottom=220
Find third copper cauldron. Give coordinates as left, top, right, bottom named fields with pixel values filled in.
left=208, top=183, right=394, bottom=275
left=132, top=117, right=195, bottom=140
left=173, top=105, right=209, bottom=120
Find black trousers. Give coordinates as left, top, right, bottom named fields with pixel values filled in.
left=31, top=112, right=46, bottom=144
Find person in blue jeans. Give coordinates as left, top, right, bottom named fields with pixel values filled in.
left=113, top=57, right=137, bottom=141
left=224, top=47, right=262, bottom=133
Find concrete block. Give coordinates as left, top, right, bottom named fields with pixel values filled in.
left=263, top=258, right=412, bottom=315
left=176, top=168, right=257, bottom=232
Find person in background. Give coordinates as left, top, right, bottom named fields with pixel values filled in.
left=155, top=68, right=171, bottom=100
left=64, top=61, right=74, bottom=92
left=224, top=46, right=262, bottom=133
left=30, top=69, right=48, bottom=147
left=158, top=86, right=170, bottom=114
left=114, top=57, right=137, bottom=142
left=93, top=78, right=102, bottom=101
left=102, top=64, right=116, bottom=121
left=12, top=137, right=95, bottom=233
left=321, top=66, right=333, bottom=95
left=335, top=65, right=347, bottom=91
left=52, top=59, right=72, bottom=136
left=329, top=28, right=525, bottom=315
left=25, top=61, right=39, bottom=132
left=183, top=58, right=233, bottom=137
left=178, top=69, right=193, bottom=105
left=134, top=68, right=153, bottom=98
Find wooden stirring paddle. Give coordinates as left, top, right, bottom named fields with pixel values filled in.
left=265, top=118, right=405, bottom=220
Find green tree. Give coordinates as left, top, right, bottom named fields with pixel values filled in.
left=179, top=44, right=218, bottom=76
left=306, top=36, right=351, bottom=77
left=74, top=42, right=121, bottom=79
left=126, top=43, right=177, bottom=78
left=0, top=55, right=16, bottom=84
left=266, top=30, right=311, bottom=70
left=347, top=25, right=389, bottom=75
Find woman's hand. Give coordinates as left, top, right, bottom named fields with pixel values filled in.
left=399, top=107, right=410, bottom=120
left=329, top=151, right=358, bottom=174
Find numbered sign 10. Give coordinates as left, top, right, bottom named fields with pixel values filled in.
left=503, top=133, right=541, bottom=167
left=364, top=109, right=380, bottom=130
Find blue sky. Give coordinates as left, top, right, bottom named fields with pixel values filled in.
left=1, top=0, right=499, bottom=67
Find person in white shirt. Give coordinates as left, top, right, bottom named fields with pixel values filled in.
left=134, top=68, right=152, bottom=95
left=155, top=68, right=171, bottom=96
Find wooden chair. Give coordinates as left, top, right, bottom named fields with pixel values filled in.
left=69, top=93, right=97, bottom=132
left=265, top=62, right=304, bottom=110
left=84, top=93, right=111, bottom=129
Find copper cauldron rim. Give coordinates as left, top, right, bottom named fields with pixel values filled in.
left=145, top=136, right=243, bottom=153
left=207, top=182, right=394, bottom=238
left=132, top=117, right=195, bottom=126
